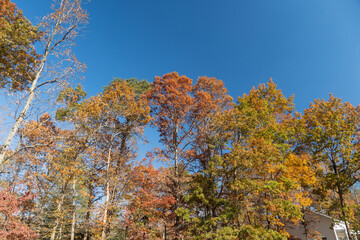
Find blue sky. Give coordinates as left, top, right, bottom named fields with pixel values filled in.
left=17, top=0, right=360, bottom=111
left=14, top=0, right=360, bottom=159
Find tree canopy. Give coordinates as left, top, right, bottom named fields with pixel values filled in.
left=0, top=1, right=360, bottom=240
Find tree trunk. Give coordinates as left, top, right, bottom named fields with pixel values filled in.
left=71, top=180, right=77, bottom=240
left=173, top=124, right=179, bottom=239
left=174, top=124, right=178, bottom=178
left=101, top=179, right=110, bottom=240
left=50, top=193, right=65, bottom=240
left=0, top=55, right=47, bottom=171
left=163, top=223, right=167, bottom=240
left=101, top=147, right=112, bottom=240
left=300, top=207, right=310, bottom=240
left=58, top=222, right=63, bottom=240
left=338, top=187, right=352, bottom=240
left=331, top=156, right=352, bottom=240
left=83, top=183, right=93, bottom=240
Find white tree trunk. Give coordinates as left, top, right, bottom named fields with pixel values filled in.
left=71, top=180, right=77, bottom=240
left=101, top=147, right=112, bottom=240
left=50, top=193, right=65, bottom=240
left=58, top=222, right=63, bottom=240
left=0, top=56, right=47, bottom=170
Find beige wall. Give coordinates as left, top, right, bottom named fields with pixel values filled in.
left=286, top=213, right=338, bottom=240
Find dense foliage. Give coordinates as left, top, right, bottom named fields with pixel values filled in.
left=0, top=0, right=39, bottom=90
left=1, top=1, right=360, bottom=240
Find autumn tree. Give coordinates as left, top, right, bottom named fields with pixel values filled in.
left=147, top=73, right=236, bottom=238
left=11, top=113, right=88, bottom=240
left=177, top=76, right=233, bottom=238
left=98, top=79, right=150, bottom=240
left=220, top=80, right=316, bottom=239
left=0, top=189, right=37, bottom=240
left=11, top=78, right=151, bottom=239
left=56, top=84, right=102, bottom=240
left=0, top=0, right=88, bottom=171
left=57, top=78, right=151, bottom=239
left=147, top=72, right=196, bottom=238
left=0, top=0, right=39, bottom=91
left=300, top=94, right=360, bottom=239
left=125, top=165, right=175, bottom=239
left=148, top=72, right=193, bottom=179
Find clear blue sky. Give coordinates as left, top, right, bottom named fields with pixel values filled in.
left=14, top=0, right=360, bottom=162
left=17, top=0, right=360, bottom=111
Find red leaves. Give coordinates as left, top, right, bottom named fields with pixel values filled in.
left=0, top=189, right=37, bottom=240
left=148, top=72, right=193, bottom=135
left=126, top=165, right=175, bottom=238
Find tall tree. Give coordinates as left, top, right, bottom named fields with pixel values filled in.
left=221, top=80, right=315, bottom=239
left=57, top=79, right=151, bottom=239
left=0, top=0, right=88, bottom=171
left=178, top=76, right=233, bottom=238
left=300, top=94, right=360, bottom=239
left=147, top=72, right=194, bottom=239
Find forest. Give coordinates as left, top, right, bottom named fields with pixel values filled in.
left=1, top=0, right=360, bottom=239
